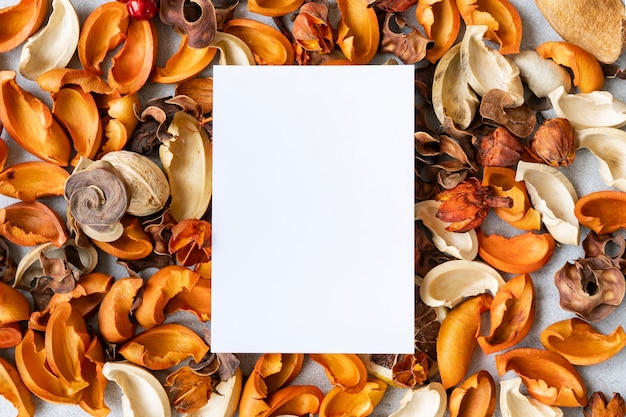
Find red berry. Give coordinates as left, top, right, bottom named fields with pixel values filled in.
left=127, top=0, right=158, bottom=19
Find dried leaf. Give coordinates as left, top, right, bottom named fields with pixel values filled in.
left=380, top=13, right=433, bottom=64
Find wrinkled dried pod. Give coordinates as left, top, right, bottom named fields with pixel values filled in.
left=536, top=41, right=604, bottom=93
left=480, top=89, right=537, bottom=138
left=380, top=13, right=433, bottom=65
left=448, top=370, right=496, bottom=417
left=336, top=0, right=380, bottom=64
left=292, top=1, right=334, bottom=54
left=584, top=392, right=626, bottom=417
left=529, top=118, right=575, bottom=167
left=555, top=255, right=625, bottom=322
left=160, top=0, right=217, bottom=48
left=576, top=127, right=626, bottom=191
left=509, top=50, right=572, bottom=98
left=457, top=0, right=522, bottom=54
left=0, top=201, right=67, bottom=248
left=18, top=0, right=79, bottom=80
left=475, top=128, right=524, bottom=168
left=175, top=78, right=213, bottom=114
left=0, top=0, right=48, bottom=52
left=0, top=161, right=69, bottom=202
left=420, top=259, right=504, bottom=307
left=388, top=382, right=447, bottom=417
left=500, top=377, right=564, bottom=417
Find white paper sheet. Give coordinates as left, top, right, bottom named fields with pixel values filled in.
left=211, top=65, right=415, bottom=353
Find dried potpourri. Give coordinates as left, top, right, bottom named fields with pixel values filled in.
left=1, top=0, right=626, bottom=416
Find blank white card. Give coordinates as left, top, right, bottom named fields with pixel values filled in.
left=211, top=65, right=414, bottom=353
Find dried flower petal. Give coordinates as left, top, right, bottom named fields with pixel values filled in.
left=292, top=1, right=334, bottom=53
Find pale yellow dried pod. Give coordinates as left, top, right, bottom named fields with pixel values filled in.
left=509, top=50, right=572, bottom=98
left=549, top=86, right=626, bottom=129
left=388, top=382, right=447, bottom=417
left=576, top=127, right=626, bottom=191
left=211, top=31, right=255, bottom=65
left=500, top=377, right=564, bottom=417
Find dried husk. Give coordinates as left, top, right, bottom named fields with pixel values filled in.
left=0, top=282, right=30, bottom=327
left=318, top=379, right=386, bottom=417
left=101, top=93, right=141, bottom=155
left=36, top=68, right=113, bottom=95
left=482, top=166, right=539, bottom=229
left=0, top=161, right=69, bottom=202
left=457, top=0, right=522, bottom=54
left=166, top=276, right=211, bottom=321
left=448, top=370, right=496, bottom=417
left=576, top=127, right=626, bottom=191
left=152, top=35, right=217, bottom=84
left=0, top=356, right=35, bottom=417
left=247, top=0, right=304, bottom=17
left=92, top=215, right=153, bottom=260
left=265, top=385, right=325, bottom=417
left=0, top=201, right=67, bottom=248
left=184, top=368, right=242, bottom=417
left=292, top=1, right=334, bottom=54
left=211, top=31, right=256, bottom=65
left=388, top=382, right=447, bottom=417
left=168, top=219, right=211, bottom=266
left=336, top=0, right=380, bottom=64
left=97, top=277, right=144, bottom=344
left=160, top=0, right=217, bottom=48
left=536, top=41, right=604, bottom=93
left=309, top=354, right=368, bottom=394
left=223, top=18, right=294, bottom=65
left=380, top=13, right=433, bottom=65
left=175, top=78, right=213, bottom=114
left=416, top=0, right=461, bottom=63
left=550, top=86, right=626, bottom=130
left=477, top=231, right=555, bottom=274
left=78, top=336, right=109, bottom=417
left=509, top=50, right=572, bottom=98
left=500, top=377, right=564, bottom=417
left=0, top=0, right=48, bottom=52
left=574, top=190, right=626, bottom=234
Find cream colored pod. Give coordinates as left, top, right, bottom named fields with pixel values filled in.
left=101, top=150, right=170, bottom=216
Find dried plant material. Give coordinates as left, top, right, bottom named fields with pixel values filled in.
left=529, top=118, right=575, bottom=167
left=0, top=356, right=35, bottom=417
left=515, top=161, right=579, bottom=245
left=18, top=0, right=79, bottom=80
left=556, top=254, right=625, bottom=322
left=78, top=2, right=129, bottom=75
left=0, top=70, right=71, bottom=166
left=0, top=161, right=69, bottom=202
left=584, top=392, right=626, bottom=417
left=479, top=90, right=537, bottom=138
left=292, top=1, right=334, bottom=53
left=101, top=150, right=170, bottom=216
left=259, top=384, right=325, bottom=416
left=160, top=0, right=217, bottom=48
left=448, top=371, right=496, bottom=417
left=36, top=68, right=113, bottom=95
left=166, top=276, right=211, bottom=321
left=499, top=377, right=564, bottom=417
left=436, top=177, right=512, bottom=232
left=175, top=78, right=213, bottom=114
left=161, top=111, right=212, bottom=221
left=380, top=13, right=433, bottom=64
left=97, top=277, right=143, bottom=344
left=184, top=367, right=242, bottom=417
left=432, top=43, right=479, bottom=129
left=478, top=231, right=555, bottom=274
left=420, top=259, right=504, bottom=308
left=0, top=323, right=23, bottom=350
left=476, top=129, right=524, bottom=169
left=0, top=201, right=67, bottom=248
left=78, top=336, right=109, bottom=417
left=460, top=25, right=524, bottom=107
left=101, top=93, right=141, bottom=155
left=457, top=0, right=522, bottom=54
left=391, top=354, right=430, bottom=388
left=576, top=127, right=626, bottom=191
left=414, top=200, right=478, bottom=260
left=0, top=138, right=7, bottom=172
left=120, top=323, right=209, bottom=370
left=134, top=265, right=200, bottom=329
left=388, top=382, right=447, bottom=417
left=416, top=0, right=461, bottom=63
left=152, top=36, right=217, bottom=84
left=536, top=41, right=604, bottom=93
left=540, top=318, right=626, bottom=366
left=248, top=0, right=304, bottom=17
left=495, top=347, right=588, bottom=407
left=437, top=294, right=492, bottom=388
left=549, top=86, right=626, bottom=130
left=574, top=191, right=626, bottom=234
left=211, top=31, right=256, bottom=65
left=166, top=366, right=214, bottom=413
left=102, top=361, right=172, bottom=417
left=0, top=0, right=48, bottom=52
left=0, top=282, right=30, bottom=327
left=168, top=219, right=211, bottom=266
left=224, top=18, right=294, bottom=65
left=336, top=0, right=380, bottom=64
left=477, top=273, right=535, bottom=354
left=317, top=379, right=385, bottom=417
left=534, top=0, right=626, bottom=64
left=510, top=50, right=572, bottom=98
left=309, top=354, right=368, bottom=394
left=371, top=0, right=417, bottom=11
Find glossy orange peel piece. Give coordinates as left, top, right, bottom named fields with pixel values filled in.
left=248, top=0, right=305, bottom=17
left=574, top=190, right=626, bottom=234
left=540, top=318, right=626, bottom=366
left=0, top=70, right=71, bottom=166
left=536, top=41, right=604, bottom=93
left=437, top=293, right=492, bottom=388
left=477, top=231, right=555, bottom=274
left=0, top=0, right=48, bottom=52
left=448, top=370, right=496, bottom=417
left=416, top=0, right=461, bottom=63
left=0, top=356, right=35, bottom=417
left=92, top=215, right=153, bottom=261
left=456, top=0, right=522, bottom=54
left=119, top=323, right=210, bottom=370
left=133, top=265, right=200, bottom=329
left=0, top=161, right=69, bottom=202
left=151, top=35, right=216, bottom=84
left=0, top=201, right=67, bottom=247
left=318, top=378, right=387, bottom=417
left=495, top=347, right=588, bottom=407
left=336, top=0, right=380, bottom=64
left=309, top=354, right=368, bottom=394
left=223, top=18, right=294, bottom=65
left=165, top=276, right=211, bottom=321
left=477, top=273, right=535, bottom=354
left=97, top=277, right=144, bottom=344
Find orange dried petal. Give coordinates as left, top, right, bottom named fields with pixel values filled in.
left=0, top=323, right=23, bottom=349
left=165, top=366, right=214, bottom=413
left=437, top=293, right=492, bottom=388
left=97, top=277, right=144, bottom=344
left=477, top=231, right=555, bottom=274
left=248, top=0, right=304, bottom=17
left=152, top=35, right=217, bottom=84
left=109, top=18, right=157, bottom=95
left=0, top=70, right=71, bottom=166
left=318, top=378, right=386, bottom=417
left=51, top=86, right=103, bottom=165
left=508, top=206, right=542, bottom=231
left=92, top=215, right=153, bottom=260
left=0, top=138, right=8, bottom=171
left=36, top=68, right=113, bottom=95
left=416, top=0, right=461, bottom=63
left=456, top=0, right=522, bottom=54
left=336, top=0, right=380, bottom=64
left=0, top=356, right=35, bottom=417
left=119, top=323, right=210, bottom=370
left=100, top=93, right=140, bottom=155
left=166, top=276, right=211, bottom=321
left=448, top=370, right=496, bottom=417
left=495, top=347, right=588, bottom=407
left=540, top=318, right=626, bottom=366
left=482, top=166, right=530, bottom=223
left=223, top=18, right=294, bottom=65
left=0, top=201, right=67, bottom=247
left=267, top=385, right=325, bottom=417
left=168, top=218, right=211, bottom=266
left=309, top=354, right=368, bottom=394
left=477, top=273, right=535, bottom=354
left=78, top=2, right=129, bottom=75
left=0, top=0, right=48, bottom=52
left=0, top=161, right=69, bottom=202
left=574, top=190, right=626, bottom=234
left=536, top=41, right=604, bottom=93
left=0, top=282, right=30, bottom=325
left=79, top=336, right=109, bottom=417
left=133, top=265, right=200, bottom=329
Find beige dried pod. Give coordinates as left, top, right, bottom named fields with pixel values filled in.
left=500, top=378, right=564, bottom=417
left=509, top=50, right=572, bottom=98
left=432, top=43, right=479, bottom=129
left=576, top=127, right=626, bottom=191
left=211, top=31, right=256, bottom=65
left=101, top=150, right=170, bottom=216
left=419, top=259, right=505, bottom=308
left=160, top=111, right=212, bottom=221
left=388, top=382, right=447, bottom=417
left=549, top=86, right=626, bottom=129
